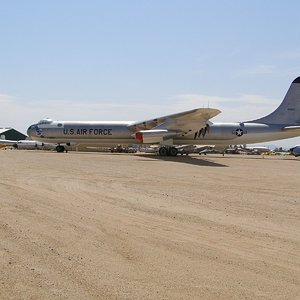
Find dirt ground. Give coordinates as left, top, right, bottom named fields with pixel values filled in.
left=0, top=150, right=299, bottom=299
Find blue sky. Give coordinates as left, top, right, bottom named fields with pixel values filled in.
left=1, top=1, right=300, bottom=148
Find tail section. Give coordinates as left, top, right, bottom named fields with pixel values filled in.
left=250, top=77, right=300, bottom=125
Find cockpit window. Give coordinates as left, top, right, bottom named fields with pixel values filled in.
left=57, top=123, right=63, bottom=127
left=38, top=118, right=53, bottom=125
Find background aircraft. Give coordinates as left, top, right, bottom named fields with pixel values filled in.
left=0, top=139, right=55, bottom=150
left=177, top=145, right=215, bottom=155
left=242, top=146, right=270, bottom=154
left=225, top=145, right=271, bottom=155
left=27, top=77, right=300, bottom=156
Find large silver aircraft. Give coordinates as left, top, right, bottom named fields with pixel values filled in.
left=27, top=77, right=300, bottom=156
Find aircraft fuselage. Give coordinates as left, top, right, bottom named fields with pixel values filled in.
left=27, top=120, right=298, bottom=147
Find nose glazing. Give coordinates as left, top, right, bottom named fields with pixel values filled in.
left=27, top=124, right=36, bottom=137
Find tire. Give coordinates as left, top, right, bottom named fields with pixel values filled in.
left=56, top=145, right=65, bottom=153
left=159, top=147, right=168, bottom=156
left=169, top=147, right=178, bottom=156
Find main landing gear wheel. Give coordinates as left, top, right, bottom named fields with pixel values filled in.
left=169, top=147, right=178, bottom=156
left=158, top=146, right=178, bottom=156
left=56, top=145, right=65, bottom=153
left=159, top=147, right=168, bottom=156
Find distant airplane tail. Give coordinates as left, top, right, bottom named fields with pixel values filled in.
left=250, top=77, right=300, bottom=125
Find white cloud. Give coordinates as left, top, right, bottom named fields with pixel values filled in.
left=0, top=92, right=281, bottom=130
left=0, top=94, right=15, bottom=103
left=240, top=64, right=275, bottom=75
left=274, top=50, right=300, bottom=60
left=0, top=95, right=172, bottom=133
left=171, top=93, right=278, bottom=122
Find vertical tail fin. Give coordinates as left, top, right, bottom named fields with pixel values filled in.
left=250, top=77, right=300, bottom=125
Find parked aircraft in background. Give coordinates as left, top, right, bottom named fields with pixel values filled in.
left=226, top=145, right=271, bottom=155
left=27, top=77, right=300, bottom=156
left=140, top=144, right=215, bottom=155
left=177, top=145, right=215, bottom=155
left=0, top=139, right=55, bottom=150
left=243, top=146, right=271, bottom=154
left=289, top=145, right=300, bottom=157
left=198, top=146, right=220, bottom=155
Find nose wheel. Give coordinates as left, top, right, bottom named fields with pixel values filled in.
left=56, top=145, right=65, bottom=153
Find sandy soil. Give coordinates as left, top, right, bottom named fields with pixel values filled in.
left=0, top=150, right=299, bottom=299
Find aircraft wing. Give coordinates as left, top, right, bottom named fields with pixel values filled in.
left=128, top=108, right=221, bottom=135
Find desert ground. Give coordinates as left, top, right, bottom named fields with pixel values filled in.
left=0, top=150, right=299, bottom=299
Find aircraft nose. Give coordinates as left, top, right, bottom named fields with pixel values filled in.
left=27, top=124, right=37, bottom=138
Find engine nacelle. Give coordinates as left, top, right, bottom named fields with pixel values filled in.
left=134, top=129, right=177, bottom=144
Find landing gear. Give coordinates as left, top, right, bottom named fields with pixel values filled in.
left=159, top=147, right=168, bottom=156
left=168, top=147, right=178, bottom=156
left=56, top=145, right=65, bottom=153
left=158, top=146, right=178, bottom=156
